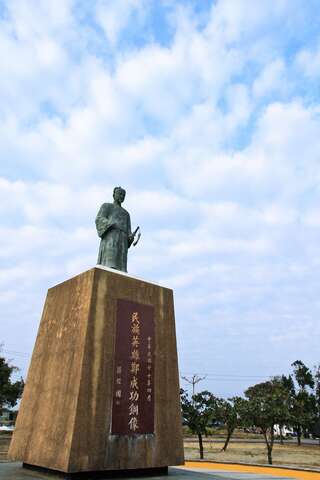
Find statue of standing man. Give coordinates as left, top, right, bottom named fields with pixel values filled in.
left=95, top=187, right=140, bottom=272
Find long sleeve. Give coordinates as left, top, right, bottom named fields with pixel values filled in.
left=127, top=213, right=132, bottom=237
left=127, top=213, right=134, bottom=248
left=95, top=203, right=112, bottom=238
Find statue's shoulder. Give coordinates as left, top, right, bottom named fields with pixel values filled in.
left=100, top=202, right=113, bottom=210
left=97, top=203, right=113, bottom=215
left=121, top=207, right=130, bottom=217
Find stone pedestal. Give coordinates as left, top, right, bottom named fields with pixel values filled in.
left=8, top=267, right=184, bottom=474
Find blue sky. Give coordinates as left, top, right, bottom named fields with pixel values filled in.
left=1, top=0, right=320, bottom=397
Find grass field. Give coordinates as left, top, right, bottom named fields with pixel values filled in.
left=184, top=439, right=320, bottom=469
left=0, top=435, right=10, bottom=462
left=1, top=433, right=320, bottom=470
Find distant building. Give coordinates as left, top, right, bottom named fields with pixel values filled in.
left=273, top=425, right=294, bottom=437
left=0, top=408, right=17, bottom=424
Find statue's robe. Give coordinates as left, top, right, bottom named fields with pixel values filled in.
left=95, top=203, right=132, bottom=272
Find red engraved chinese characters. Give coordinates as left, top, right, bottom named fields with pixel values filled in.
left=111, top=299, right=155, bottom=435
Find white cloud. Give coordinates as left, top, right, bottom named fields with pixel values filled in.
left=1, top=0, right=320, bottom=395
left=253, top=59, right=286, bottom=98
left=295, top=43, right=320, bottom=78
left=303, top=209, right=320, bottom=227
left=163, top=100, right=320, bottom=203
left=96, top=0, right=147, bottom=46
left=206, top=0, right=292, bottom=43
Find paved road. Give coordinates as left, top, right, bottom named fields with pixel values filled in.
left=0, top=463, right=297, bottom=480
left=176, top=466, right=296, bottom=480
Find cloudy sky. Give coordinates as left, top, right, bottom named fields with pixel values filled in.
left=1, top=0, right=320, bottom=398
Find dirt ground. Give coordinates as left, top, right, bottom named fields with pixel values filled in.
left=184, top=440, right=320, bottom=469
left=1, top=434, right=320, bottom=469
left=0, top=435, right=11, bottom=462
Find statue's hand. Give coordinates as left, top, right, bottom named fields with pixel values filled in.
left=128, top=234, right=134, bottom=247
left=107, top=223, right=116, bottom=231
left=129, top=227, right=141, bottom=247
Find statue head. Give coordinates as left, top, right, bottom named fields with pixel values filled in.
left=113, top=186, right=126, bottom=205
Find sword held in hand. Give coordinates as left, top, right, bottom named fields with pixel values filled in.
left=131, top=226, right=141, bottom=247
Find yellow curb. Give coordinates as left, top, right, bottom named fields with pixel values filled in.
left=184, top=461, right=320, bottom=480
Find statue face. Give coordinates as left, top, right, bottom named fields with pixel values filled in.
left=113, top=188, right=126, bottom=204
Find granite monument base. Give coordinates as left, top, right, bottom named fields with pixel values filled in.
left=8, top=266, right=184, bottom=475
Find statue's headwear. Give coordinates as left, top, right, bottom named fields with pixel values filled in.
left=113, top=186, right=126, bottom=196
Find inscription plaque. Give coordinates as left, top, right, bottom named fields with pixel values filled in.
left=111, top=299, right=155, bottom=435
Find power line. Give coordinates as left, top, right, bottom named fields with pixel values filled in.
left=180, top=371, right=276, bottom=380
left=2, top=349, right=30, bottom=358
left=2, top=349, right=277, bottom=376
left=191, top=378, right=269, bottom=383
left=0, top=351, right=282, bottom=382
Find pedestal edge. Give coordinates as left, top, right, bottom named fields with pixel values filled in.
left=23, top=463, right=169, bottom=479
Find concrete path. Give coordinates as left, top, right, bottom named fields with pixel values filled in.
left=176, top=466, right=295, bottom=480
left=183, top=462, right=320, bottom=480
left=0, top=462, right=317, bottom=480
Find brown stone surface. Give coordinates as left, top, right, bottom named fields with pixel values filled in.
left=8, top=267, right=184, bottom=473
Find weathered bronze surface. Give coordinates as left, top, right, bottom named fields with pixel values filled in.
left=8, top=268, right=184, bottom=474
left=95, top=187, right=140, bottom=272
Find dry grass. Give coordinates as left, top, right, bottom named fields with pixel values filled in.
left=1, top=433, right=319, bottom=469
left=0, top=435, right=11, bottom=462
left=184, top=440, right=320, bottom=469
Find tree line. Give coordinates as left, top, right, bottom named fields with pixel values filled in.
left=1, top=350, right=319, bottom=466
left=180, top=360, right=320, bottom=465
left=0, top=352, right=24, bottom=419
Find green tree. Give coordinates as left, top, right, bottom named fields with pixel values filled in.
left=290, top=360, right=315, bottom=445
left=277, top=375, right=295, bottom=444
left=0, top=353, right=24, bottom=415
left=292, top=360, right=314, bottom=389
left=240, top=377, right=291, bottom=464
left=313, top=364, right=320, bottom=445
left=216, top=397, right=239, bottom=452
left=180, top=389, right=217, bottom=459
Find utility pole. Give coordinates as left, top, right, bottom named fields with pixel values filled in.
left=181, top=374, right=206, bottom=397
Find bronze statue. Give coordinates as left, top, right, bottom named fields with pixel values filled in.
left=95, top=187, right=140, bottom=272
